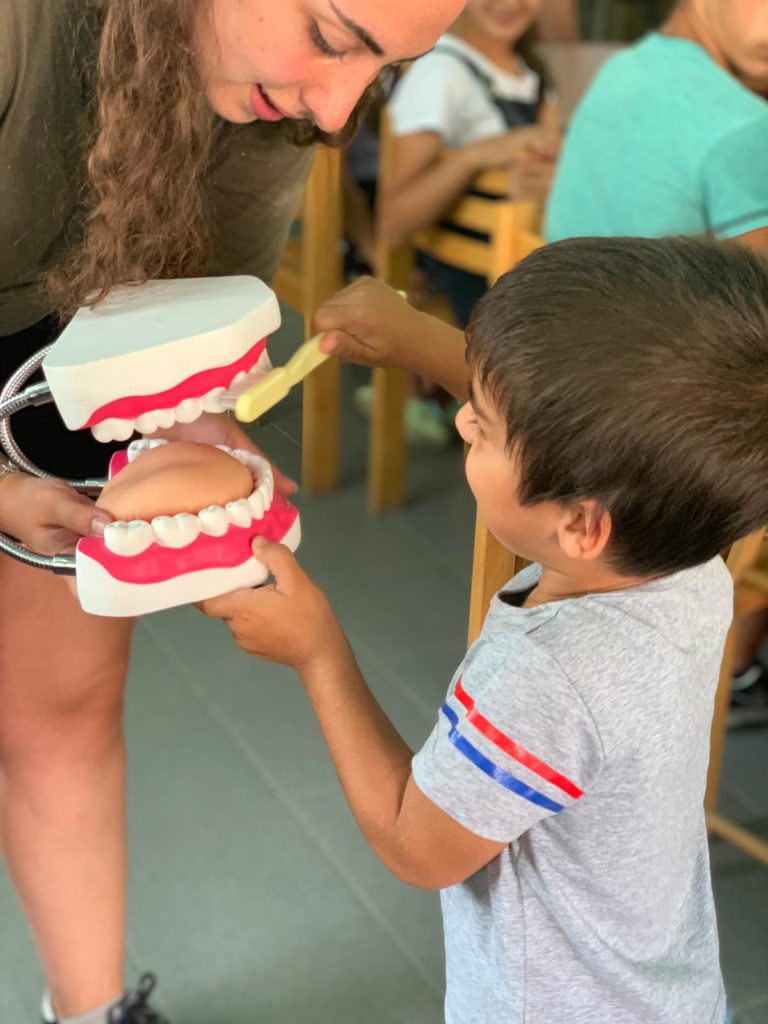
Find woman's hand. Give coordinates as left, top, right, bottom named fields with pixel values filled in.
left=313, top=277, right=427, bottom=371
left=198, top=538, right=346, bottom=675
left=0, top=471, right=112, bottom=556
left=147, top=411, right=297, bottom=497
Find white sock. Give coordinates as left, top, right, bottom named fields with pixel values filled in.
left=50, top=993, right=124, bottom=1024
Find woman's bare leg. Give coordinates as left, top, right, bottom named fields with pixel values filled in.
left=0, top=553, right=133, bottom=1018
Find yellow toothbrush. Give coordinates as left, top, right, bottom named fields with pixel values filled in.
left=232, top=332, right=330, bottom=423
left=232, top=291, right=407, bottom=424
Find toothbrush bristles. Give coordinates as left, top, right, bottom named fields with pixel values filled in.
left=219, top=370, right=264, bottom=410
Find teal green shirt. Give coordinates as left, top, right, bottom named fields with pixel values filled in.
left=545, top=33, right=768, bottom=243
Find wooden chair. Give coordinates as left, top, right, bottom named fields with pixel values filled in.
left=272, top=145, right=344, bottom=494
left=371, top=152, right=543, bottom=512
left=706, top=530, right=768, bottom=865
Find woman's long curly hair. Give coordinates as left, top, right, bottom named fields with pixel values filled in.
left=48, top=0, right=370, bottom=320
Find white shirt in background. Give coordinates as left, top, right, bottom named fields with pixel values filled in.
left=388, top=33, right=543, bottom=147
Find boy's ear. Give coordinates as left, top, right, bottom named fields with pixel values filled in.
left=556, top=500, right=612, bottom=562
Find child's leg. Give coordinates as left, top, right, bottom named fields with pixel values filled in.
left=0, top=554, right=133, bottom=1018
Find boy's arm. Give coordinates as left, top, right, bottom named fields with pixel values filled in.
left=199, top=539, right=505, bottom=888
left=314, top=278, right=471, bottom=401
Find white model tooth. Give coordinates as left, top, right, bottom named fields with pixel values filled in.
left=153, top=408, right=176, bottom=430
left=201, top=388, right=226, bottom=413
left=246, top=453, right=268, bottom=480
left=231, top=370, right=248, bottom=386
left=174, top=397, right=202, bottom=424
left=260, top=463, right=274, bottom=502
left=151, top=512, right=200, bottom=548
left=136, top=411, right=161, bottom=434
left=225, top=498, right=252, bottom=528
left=127, top=439, right=151, bottom=461
left=230, top=448, right=252, bottom=466
left=215, top=444, right=233, bottom=454
left=91, top=418, right=132, bottom=443
left=103, top=519, right=153, bottom=556
left=256, top=350, right=273, bottom=373
left=198, top=505, right=230, bottom=537
left=258, top=478, right=273, bottom=511
left=248, top=489, right=265, bottom=520
left=126, top=438, right=168, bottom=460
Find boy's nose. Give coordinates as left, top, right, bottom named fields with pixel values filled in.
left=455, top=402, right=472, bottom=442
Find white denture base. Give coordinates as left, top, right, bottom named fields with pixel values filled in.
left=43, top=276, right=280, bottom=433
left=76, top=516, right=301, bottom=617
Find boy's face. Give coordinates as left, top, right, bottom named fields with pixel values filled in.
left=455, top=376, right=555, bottom=563
left=706, top=0, right=768, bottom=86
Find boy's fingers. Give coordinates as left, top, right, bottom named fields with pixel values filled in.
left=251, top=538, right=303, bottom=590
left=318, top=330, right=344, bottom=355
left=196, top=591, right=241, bottom=620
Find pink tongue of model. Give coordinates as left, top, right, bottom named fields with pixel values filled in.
left=96, top=442, right=253, bottom=522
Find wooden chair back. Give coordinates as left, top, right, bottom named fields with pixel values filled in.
left=272, top=145, right=344, bottom=494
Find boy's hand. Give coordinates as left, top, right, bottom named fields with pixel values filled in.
left=198, top=538, right=344, bottom=674
left=313, top=277, right=425, bottom=371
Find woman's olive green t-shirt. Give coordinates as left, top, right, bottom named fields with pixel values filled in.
left=1, top=0, right=313, bottom=336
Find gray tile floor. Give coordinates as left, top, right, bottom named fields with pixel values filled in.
left=2, top=307, right=768, bottom=1023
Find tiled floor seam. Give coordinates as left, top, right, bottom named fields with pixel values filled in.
left=145, top=620, right=444, bottom=1001
left=342, top=623, right=446, bottom=725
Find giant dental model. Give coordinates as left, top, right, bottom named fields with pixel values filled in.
left=77, top=439, right=300, bottom=617
left=0, top=276, right=301, bottom=616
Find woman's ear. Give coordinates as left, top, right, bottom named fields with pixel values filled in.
left=556, top=500, right=612, bottom=562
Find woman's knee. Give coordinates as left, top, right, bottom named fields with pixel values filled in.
left=0, top=556, right=133, bottom=762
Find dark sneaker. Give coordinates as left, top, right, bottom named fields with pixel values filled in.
left=41, top=974, right=169, bottom=1024
left=729, top=661, right=768, bottom=728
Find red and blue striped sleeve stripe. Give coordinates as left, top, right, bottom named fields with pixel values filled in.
left=439, top=676, right=584, bottom=814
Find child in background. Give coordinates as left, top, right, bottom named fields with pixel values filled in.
left=545, top=0, right=768, bottom=724
left=546, top=0, right=768, bottom=248
left=383, top=0, right=561, bottom=327
left=202, top=237, right=768, bottom=1023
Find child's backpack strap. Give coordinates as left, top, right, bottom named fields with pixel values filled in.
left=432, top=45, right=542, bottom=128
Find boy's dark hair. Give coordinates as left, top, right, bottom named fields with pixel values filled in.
left=467, top=236, right=768, bottom=577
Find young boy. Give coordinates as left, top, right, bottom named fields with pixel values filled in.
left=200, top=236, right=768, bottom=1024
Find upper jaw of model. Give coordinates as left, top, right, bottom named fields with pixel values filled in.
left=42, top=276, right=280, bottom=442
left=100, top=438, right=275, bottom=556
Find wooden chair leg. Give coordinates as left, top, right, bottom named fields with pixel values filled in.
left=300, top=146, right=343, bottom=494
left=704, top=529, right=768, bottom=866
left=368, top=366, right=408, bottom=513
left=468, top=516, right=528, bottom=645
left=301, top=357, right=340, bottom=494
left=705, top=615, right=737, bottom=816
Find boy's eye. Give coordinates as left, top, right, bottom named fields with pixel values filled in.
left=309, top=20, right=346, bottom=59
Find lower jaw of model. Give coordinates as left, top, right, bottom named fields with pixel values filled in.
left=75, top=438, right=300, bottom=617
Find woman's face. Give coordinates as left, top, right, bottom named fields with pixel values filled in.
left=197, top=0, right=464, bottom=131
left=702, top=0, right=768, bottom=85
left=464, top=0, right=542, bottom=44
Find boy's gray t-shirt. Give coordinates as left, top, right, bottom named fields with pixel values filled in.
left=412, top=557, right=732, bottom=1024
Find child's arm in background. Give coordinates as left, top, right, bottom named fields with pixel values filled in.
left=380, top=124, right=558, bottom=248
left=199, top=539, right=506, bottom=889
left=314, top=277, right=471, bottom=400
